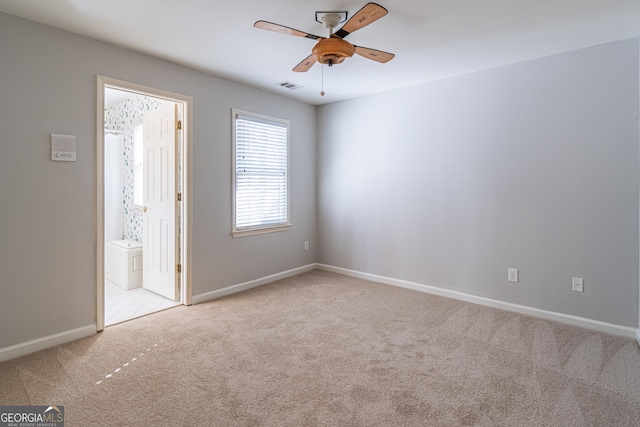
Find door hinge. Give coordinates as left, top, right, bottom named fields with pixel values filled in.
left=176, top=264, right=182, bottom=273
left=177, top=192, right=182, bottom=202
left=176, top=120, right=182, bottom=130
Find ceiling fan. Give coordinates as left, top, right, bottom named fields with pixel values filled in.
left=254, top=2, right=395, bottom=73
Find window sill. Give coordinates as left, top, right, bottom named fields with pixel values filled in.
left=232, top=224, right=291, bottom=238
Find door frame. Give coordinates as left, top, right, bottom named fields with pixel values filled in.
left=96, top=75, right=193, bottom=331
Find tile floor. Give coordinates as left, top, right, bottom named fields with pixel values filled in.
left=105, top=280, right=180, bottom=326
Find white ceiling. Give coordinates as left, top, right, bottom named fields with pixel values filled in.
left=1, top=0, right=639, bottom=105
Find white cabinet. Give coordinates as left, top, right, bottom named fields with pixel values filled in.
left=106, top=240, right=143, bottom=290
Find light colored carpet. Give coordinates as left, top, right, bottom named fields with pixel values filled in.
left=0, top=269, right=639, bottom=426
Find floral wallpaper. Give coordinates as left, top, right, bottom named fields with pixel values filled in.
left=105, top=94, right=170, bottom=242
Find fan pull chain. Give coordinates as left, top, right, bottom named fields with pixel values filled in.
left=320, top=64, right=325, bottom=96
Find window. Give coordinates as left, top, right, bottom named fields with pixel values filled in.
left=232, top=109, right=290, bottom=237
left=133, top=119, right=144, bottom=208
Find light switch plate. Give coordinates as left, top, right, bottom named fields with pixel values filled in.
left=508, top=268, right=519, bottom=283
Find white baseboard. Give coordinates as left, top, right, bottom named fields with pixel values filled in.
left=637, top=329, right=640, bottom=348
left=317, top=264, right=639, bottom=339
left=192, top=264, right=317, bottom=305
left=0, top=324, right=96, bottom=363
left=2, top=265, right=635, bottom=362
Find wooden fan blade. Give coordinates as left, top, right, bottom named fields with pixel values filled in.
left=254, top=21, right=325, bottom=40
left=293, top=54, right=317, bottom=72
left=334, top=3, right=388, bottom=39
left=354, top=46, right=395, bottom=63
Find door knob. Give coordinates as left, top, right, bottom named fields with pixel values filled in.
left=142, top=206, right=148, bottom=212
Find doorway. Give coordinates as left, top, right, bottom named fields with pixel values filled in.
left=97, top=76, right=192, bottom=331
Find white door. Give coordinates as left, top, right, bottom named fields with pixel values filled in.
left=142, top=103, right=179, bottom=300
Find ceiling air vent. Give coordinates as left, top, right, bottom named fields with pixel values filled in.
left=276, top=81, right=303, bottom=90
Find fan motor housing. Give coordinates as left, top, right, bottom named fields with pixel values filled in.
left=313, top=37, right=355, bottom=65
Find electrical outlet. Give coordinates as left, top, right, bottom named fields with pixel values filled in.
left=572, top=277, right=584, bottom=292
left=508, top=268, right=519, bottom=283
left=304, top=241, right=309, bottom=251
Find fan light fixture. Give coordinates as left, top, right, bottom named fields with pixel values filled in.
left=313, top=37, right=355, bottom=66
left=313, top=13, right=353, bottom=67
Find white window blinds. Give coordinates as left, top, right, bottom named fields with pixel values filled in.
left=233, top=110, right=290, bottom=234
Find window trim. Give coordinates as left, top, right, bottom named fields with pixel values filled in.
left=231, top=108, right=291, bottom=238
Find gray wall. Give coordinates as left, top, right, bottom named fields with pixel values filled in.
left=317, top=39, right=639, bottom=327
left=0, top=13, right=317, bottom=349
